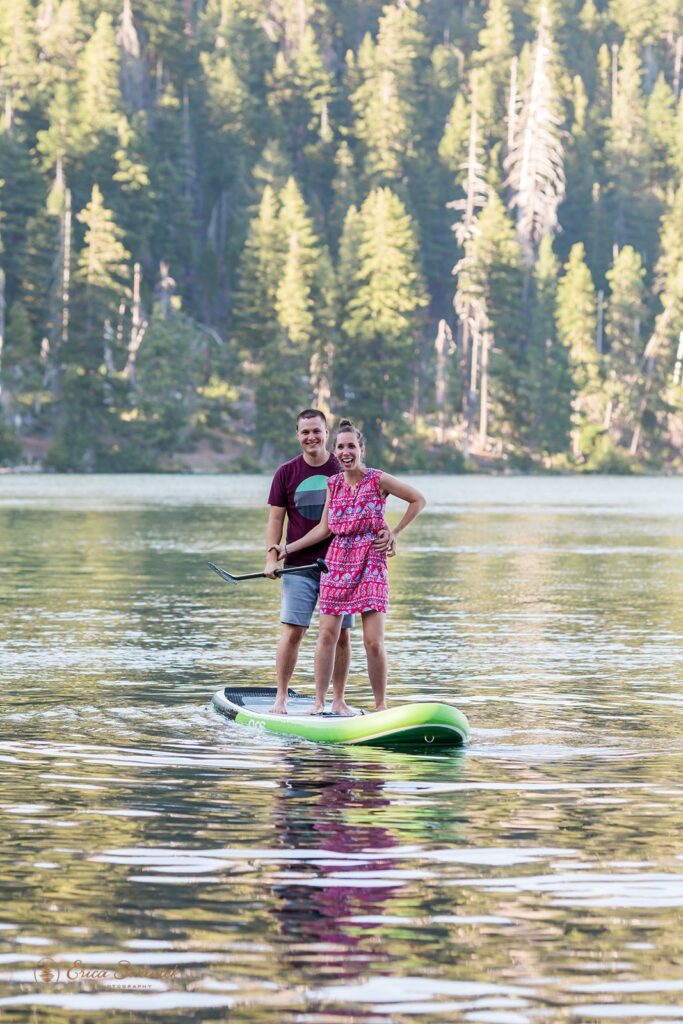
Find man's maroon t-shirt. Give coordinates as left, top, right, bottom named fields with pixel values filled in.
left=268, top=453, right=341, bottom=567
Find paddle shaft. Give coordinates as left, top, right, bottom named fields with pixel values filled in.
left=208, top=559, right=328, bottom=585
left=235, top=566, right=313, bottom=581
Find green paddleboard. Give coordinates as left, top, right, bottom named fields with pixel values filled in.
left=212, top=687, right=470, bottom=750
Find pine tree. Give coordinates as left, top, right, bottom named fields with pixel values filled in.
left=605, top=40, right=656, bottom=255
left=453, top=192, right=525, bottom=451
left=267, top=24, right=334, bottom=153
left=146, top=84, right=194, bottom=283
left=556, top=242, right=601, bottom=458
left=74, top=184, right=131, bottom=368
left=603, top=245, right=647, bottom=440
left=523, top=233, right=572, bottom=457
left=439, top=92, right=471, bottom=186
left=473, top=0, right=516, bottom=148
left=263, top=177, right=335, bottom=447
left=0, top=129, right=46, bottom=297
left=127, top=307, right=210, bottom=466
left=607, top=0, right=678, bottom=49
left=4, top=300, right=39, bottom=387
left=646, top=75, right=678, bottom=198
left=335, top=187, right=428, bottom=460
left=231, top=183, right=282, bottom=358
left=78, top=13, right=122, bottom=141
left=17, top=212, right=61, bottom=342
left=234, top=177, right=334, bottom=452
left=350, top=2, right=429, bottom=188
left=36, top=0, right=85, bottom=85
left=0, top=0, right=39, bottom=125
left=329, top=141, right=359, bottom=238
left=112, top=114, right=157, bottom=256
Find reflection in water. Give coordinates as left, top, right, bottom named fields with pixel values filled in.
left=271, top=758, right=408, bottom=977
left=0, top=475, right=683, bottom=1022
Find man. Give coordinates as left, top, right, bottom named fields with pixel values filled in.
left=264, top=408, right=392, bottom=715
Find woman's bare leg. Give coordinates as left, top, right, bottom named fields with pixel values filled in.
left=330, top=627, right=355, bottom=715
left=362, top=611, right=387, bottom=711
left=310, top=614, right=343, bottom=713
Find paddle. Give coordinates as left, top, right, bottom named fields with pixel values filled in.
left=208, top=557, right=329, bottom=585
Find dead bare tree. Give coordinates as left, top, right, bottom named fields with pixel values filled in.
left=434, top=318, right=454, bottom=443
left=448, top=71, right=490, bottom=427
left=123, top=263, right=148, bottom=386
left=629, top=306, right=673, bottom=457
left=504, top=4, right=566, bottom=268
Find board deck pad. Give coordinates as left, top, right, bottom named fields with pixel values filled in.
left=212, top=686, right=470, bottom=749
left=222, top=686, right=361, bottom=717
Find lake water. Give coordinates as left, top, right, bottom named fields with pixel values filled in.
left=1, top=473, right=683, bottom=1024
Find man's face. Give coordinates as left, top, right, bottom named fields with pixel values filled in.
left=296, top=416, right=328, bottom=457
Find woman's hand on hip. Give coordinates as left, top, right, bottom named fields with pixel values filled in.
left=373, top=528, right=397, bottom=557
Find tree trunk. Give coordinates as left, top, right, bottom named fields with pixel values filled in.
left=124, top=263, right=147, bottom=386
left=674, top=35, right=683, bottom=100
left=506, top=57, right=518, bottom=153
left=61, top=189, right=72, bottom=350
left=467, top=323, right=480, bottom=453
left=435, top=319, right=453, bottom=444
left=0, top=267, right=5, bottom=400
left=672, top=330, right=683, bottom=387
left=478, top=330, right=490, bottom=450
left=460, top=318, right=470, bottom=414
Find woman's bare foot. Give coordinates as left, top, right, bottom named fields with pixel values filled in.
left=268, top=697, right=288, bottom=714
left=373, top=703, right=388, bottom=712
left=306, top=702, right=325, bottom=715
left=331, top=700, right=358, bottom=717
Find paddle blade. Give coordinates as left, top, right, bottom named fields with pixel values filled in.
left=315, top=558, right=329, bottom=574
left=207, top=561, right=237, bottom=585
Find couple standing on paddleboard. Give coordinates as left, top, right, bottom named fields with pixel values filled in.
left=264, top=408, right=426, bottom=716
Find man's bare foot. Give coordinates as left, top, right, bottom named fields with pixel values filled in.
left=268, top=698, right=288, bottom=715
left=306, top=702, right=325, bottom=715
left=331, top=700, right=358, bottom=717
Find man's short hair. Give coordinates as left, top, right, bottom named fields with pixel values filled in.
left=296, top=408, right=328, bottom=427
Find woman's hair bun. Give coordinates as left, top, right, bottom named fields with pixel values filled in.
left=335, top=417, right=365, bottom=447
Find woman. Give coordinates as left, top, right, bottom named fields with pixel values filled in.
left=276, top=418, right=426, bottom=714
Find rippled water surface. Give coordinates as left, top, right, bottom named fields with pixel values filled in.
left=1, top=473, right=683, bottom=1024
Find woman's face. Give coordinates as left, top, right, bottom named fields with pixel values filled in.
left=335, top=431, right=363, bottom=470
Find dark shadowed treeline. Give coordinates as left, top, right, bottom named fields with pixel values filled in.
left=0, top=0, right=682, bottom=471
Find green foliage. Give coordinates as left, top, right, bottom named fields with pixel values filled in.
left=524, top=234, right=572, bottom=454
left=0, top=419, right=22, bottom=465
left=127, top=311, right=210, bottom=461
left=336, top=187, right=428, bottom=460
left=350, top=2, right=429, bottom=187
left=45, top=365, right=114, bottom=471
left=233, top=176, right=336, bottom=454
left=0, top=0, right=681, bottom=470
left=556, top=242, right=598, bottom=388
left=579, top=423, right=634, bottom=473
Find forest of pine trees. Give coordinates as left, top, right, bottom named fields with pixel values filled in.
left=0, top=0, right=682, bottom=471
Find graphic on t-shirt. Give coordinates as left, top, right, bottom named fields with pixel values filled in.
left=294, top=474, right=328, bottom=521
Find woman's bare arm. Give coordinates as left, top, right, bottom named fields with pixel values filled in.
left=379, top=473, right=426, bottom=545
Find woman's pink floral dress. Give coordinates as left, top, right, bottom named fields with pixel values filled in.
left=319, top=469, right=389, bottom=616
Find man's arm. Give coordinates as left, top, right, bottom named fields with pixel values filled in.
left=264, top=506, right=286, bottom=579
left=275, top=491, right=331, bottom=558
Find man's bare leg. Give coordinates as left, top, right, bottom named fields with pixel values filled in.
left=309, top=614, right=343, bottom=713
left=362, top=611, right=387, bottom=711
left=269, top=623, right=306, bottom=713
left=330, top=627, right=355, bottom=715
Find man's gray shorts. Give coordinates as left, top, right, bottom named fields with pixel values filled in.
left=281, top=570, right=353, bottom=629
